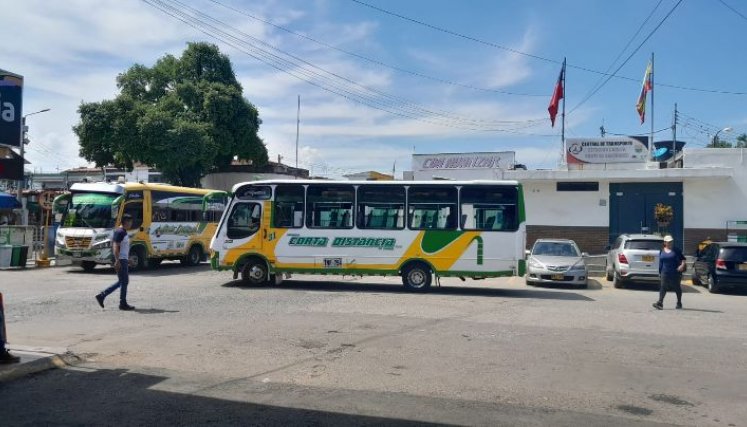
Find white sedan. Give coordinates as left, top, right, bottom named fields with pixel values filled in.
left=526, top=239, right=588, bottom=288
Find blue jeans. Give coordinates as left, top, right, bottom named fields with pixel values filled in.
left=0, top=296, right=6, bottom=349
left=102, top=262, right=129, bottom=305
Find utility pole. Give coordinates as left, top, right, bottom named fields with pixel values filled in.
left=295, top=95, right=300, bottom=169
left=672, top=103, right=678, bottom=165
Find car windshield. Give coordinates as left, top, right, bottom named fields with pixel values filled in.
left=720, top=247, right=747, bottom=262
left=624, top=240, right=662, bottom=250
left=62, top=192, right=118, bottom=229
left=532, top=242, right=579, bottom=257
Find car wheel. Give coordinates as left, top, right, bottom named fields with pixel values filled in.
left=81, top=261, right=96, bottom=272
left=691, top=273, right=702, bottom=287
left=401, top=263, right=432, bottom=292
left=241, top=259, right=270, bottom=286
left=707, top=274, right=720, bottom=294
left=612, top=271, right=625, bottom=289
left=605, top=268, right=613, bottom=282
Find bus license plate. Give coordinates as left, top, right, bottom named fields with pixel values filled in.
left=73, top=251, right=81, bottom=258
left=551, top=274, right=564, bottom=280
left=642, top=255, right=654, bottom=262
left=324, top=258, right=342, bottom=268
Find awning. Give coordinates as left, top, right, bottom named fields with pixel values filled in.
left=0, top=191, right=21, bottom=209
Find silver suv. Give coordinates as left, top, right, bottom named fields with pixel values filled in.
left=606, top=234, right=664, bottom=288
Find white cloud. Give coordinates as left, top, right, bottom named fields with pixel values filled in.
left=2, top=0, right=575, bottom=177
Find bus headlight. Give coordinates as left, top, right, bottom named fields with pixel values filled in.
left=56, top=235, right=66, bottom=247
left=92, top=240, right=112, bottom=249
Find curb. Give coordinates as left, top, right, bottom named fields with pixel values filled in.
left=0, top=347, right=81, bottom=383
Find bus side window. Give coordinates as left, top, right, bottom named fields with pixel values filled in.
left=274, top=185, right=305, bottom=229
left=306, top=185, right=355, bottom=229
left=407, top=185, right=457, bottom=231
left=460, top=186, right=518, bottom=231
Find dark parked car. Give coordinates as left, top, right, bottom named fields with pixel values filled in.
left=692, top=242, right=747, bottom=293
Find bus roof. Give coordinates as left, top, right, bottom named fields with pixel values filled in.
left=231, top=179, right=521, bottom=194
left=69, top=182, right=220, bottom=196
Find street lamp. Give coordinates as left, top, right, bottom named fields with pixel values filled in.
left=711, top=127, right=733, bottom=147
left=16, top=108, right=51, bottom=220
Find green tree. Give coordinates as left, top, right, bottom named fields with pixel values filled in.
left=74, top=42, right=267, bottom=186
left=736, top=133, right=747, bottom=148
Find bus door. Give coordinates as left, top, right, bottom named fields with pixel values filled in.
left=120, top=192, right=147, bottom=247
left=215, top=200, right=264, bottom=266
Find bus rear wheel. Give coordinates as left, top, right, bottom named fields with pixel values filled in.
left=241, top=259, right=269, bottom=286
left=402, top=263, right=432, bottom=292
left=182, top=245, right=202, bottom=267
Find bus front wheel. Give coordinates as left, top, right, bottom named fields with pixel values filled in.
left=402, top=263, right=432, bottom=292
left=241, top=259, right=269, bottom=286
left=129, top=247, right=147, bottom=271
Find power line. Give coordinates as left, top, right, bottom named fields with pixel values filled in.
left=568, top=0, right=683, bottom=114
left=717, top=0, right=747, bottom=22
left=349, top=0, right=747, bottom=95
left=206, top=0, right=545, bottom=97
left=573, top=0, right=664, bottom=113
left=144, top=0, right=555, bottom=135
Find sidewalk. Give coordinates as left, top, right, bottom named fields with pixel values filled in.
left=0, top=345, right=79, bottom=382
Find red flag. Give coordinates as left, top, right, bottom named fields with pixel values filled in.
left=548, top=60, right=565, bottom=127
left=636, top=61, right=653, bottom=124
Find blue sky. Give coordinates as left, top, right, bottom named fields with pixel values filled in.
left=2, top=0, right=746, bottom=177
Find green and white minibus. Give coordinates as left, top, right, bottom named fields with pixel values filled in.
left=210, top=180, right=526, bottom=291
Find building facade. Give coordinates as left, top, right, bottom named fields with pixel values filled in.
left=408, top=148, right=747, bottom=255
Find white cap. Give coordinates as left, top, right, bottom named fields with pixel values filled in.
left=663, top=235, right=674, bottom=242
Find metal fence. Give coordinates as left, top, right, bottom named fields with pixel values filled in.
left=0, top=225, right=56, bottom=268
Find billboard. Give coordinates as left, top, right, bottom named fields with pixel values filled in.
left=0, top=70, right=23, bottom=148
left=412, top=151, right=515, bottom=180
left=566, top=136, right=649, bottom=164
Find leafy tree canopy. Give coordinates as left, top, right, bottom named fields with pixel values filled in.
left=74, top=42, right=267, bottom=186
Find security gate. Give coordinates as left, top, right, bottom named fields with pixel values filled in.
left=609, top=182, right=683, bottom=245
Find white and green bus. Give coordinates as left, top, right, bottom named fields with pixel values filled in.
left=210, top=180, right=526, bottom=291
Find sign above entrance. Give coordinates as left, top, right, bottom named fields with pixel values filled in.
left=566, top=136, right=648, bottom=164
left=0, top=70, right=24, bottom=148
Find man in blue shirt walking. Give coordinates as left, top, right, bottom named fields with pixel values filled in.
left=653, top=235, right=687, bottom=310
left=95, top=214, right=136, bottom=311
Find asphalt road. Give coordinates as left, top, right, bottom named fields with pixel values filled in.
left=1, top=263, right=746, bottom=426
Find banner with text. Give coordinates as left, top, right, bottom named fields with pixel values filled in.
left=566, top=136, right=649, bottom=164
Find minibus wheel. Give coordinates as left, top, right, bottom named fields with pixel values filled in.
left=241, top=259, right=269, bottom=285
left=401, top=262, right=432, bottom=292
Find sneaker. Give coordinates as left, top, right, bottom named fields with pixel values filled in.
left=0, top=349, right=21, bottom=364
left=119, top=304, right=136, bottom=311
left=652, top=302, right=663, bottom=310
left=676, top=302, right=683, bottom=309
left=95, top=294, right=105, bottom=308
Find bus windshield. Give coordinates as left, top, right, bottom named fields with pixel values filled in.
left=62, top=192, right=119, bottom=229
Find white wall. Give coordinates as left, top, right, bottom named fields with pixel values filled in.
left=683, top=148, right=747, bottom=229
left=202, top=173, right=303, bottom=192
left=523, top=181, right=610, bottom=227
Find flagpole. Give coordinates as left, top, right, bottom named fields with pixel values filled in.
left=561, top=57, right=567, bottom=167
left=650, top=52, right=654, bottom=161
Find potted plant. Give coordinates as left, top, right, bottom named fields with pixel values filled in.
left=654, top=203, right=673, bottom=228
